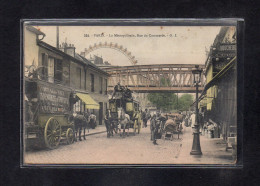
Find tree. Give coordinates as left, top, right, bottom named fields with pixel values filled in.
left=147, top=93, right=194, bottom=112
left=147, top=77, right=194, bottom=112
left=147, top=93, right=178, bottom=111
left=178, top=94, right=194, bottom=111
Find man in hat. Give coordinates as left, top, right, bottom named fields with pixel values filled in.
left=151, top=111, right=164, bottom=145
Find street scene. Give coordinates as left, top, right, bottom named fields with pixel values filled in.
left=23, top=21, right=237, bottom=165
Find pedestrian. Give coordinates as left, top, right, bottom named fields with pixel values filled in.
left=190, top=112, right=196, bottom=128
left=133, top=109, right=142, bottom=134
left=142, top=110, right=146, bottom=128
left=142, top=109, right=151, bottom=128
left=151, top=111, right=164, bottom=145
left=89, top=112, right=97, bottom=129
left=150, top=114, right=156, bottom=141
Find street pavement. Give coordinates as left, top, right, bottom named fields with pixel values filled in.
left=24, top=122, right=183, bottom=165
left=23, top=122, right=234, bottom=165
left=178, top=126, right=236, bottom=165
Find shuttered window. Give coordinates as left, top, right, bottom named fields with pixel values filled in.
left=54, top=59, right=63, bottom=84
left=48, top=57, right=54, bottom=83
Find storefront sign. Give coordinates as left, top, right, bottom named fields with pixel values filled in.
left=219, top=44, right=236, bottom=51
left=214, top=61, right=227, bottom=71
left=38, top=84, right=70, bottom=114
left=215, top=53, right=236, bottom=58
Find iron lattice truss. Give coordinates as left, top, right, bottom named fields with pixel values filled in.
left=103, top=64, right=205, bottom=93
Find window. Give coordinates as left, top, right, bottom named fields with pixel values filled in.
left=41, top=53, right=63, bottom=84
left=99, top=77, right=103, bottom=94
left=54, top=59, right=62, bottom=84
left=74, top=100, right=81, bottom=113
left=91, top=73, right=94, bottom=92
left=105, top=79, right=108, bottom=95
left=41, top=53, right=48, bottom=80
left=76, top=67, right=81, bottom=89
left=48, top=57, right=55, bottom=83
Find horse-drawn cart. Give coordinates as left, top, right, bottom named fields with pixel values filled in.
left=24, top=78, right=76, bottom=149
left=108, top=83, right=141, bottom=137
left=162, top=113, right=183, bottom=140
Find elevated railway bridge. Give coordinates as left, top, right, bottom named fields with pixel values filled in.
left=101, top=64, right=205, bottom=93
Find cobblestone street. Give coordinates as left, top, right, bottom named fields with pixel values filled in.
left=24, top=122, right=183, bottom=165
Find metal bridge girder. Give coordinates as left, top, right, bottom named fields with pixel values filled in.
left=103, top=64, right=205, bottom=92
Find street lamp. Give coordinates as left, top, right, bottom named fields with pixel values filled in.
left=190, top=65, right=203, bottom=155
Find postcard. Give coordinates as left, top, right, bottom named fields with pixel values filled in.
left=22, top=19, right=240, bottom=166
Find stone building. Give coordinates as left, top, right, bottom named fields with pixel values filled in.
left=24, top=25, right=109, bottom=125
left=86, top=54, right=111, bottom=66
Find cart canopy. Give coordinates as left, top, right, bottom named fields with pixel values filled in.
left=76, top=93, right=100, bottom=109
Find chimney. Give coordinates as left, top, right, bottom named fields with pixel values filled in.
left=64, top=43, right=76, bottom=57
left=80, top=52, right=85, bottom=57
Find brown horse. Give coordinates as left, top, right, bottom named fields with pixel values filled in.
left=105, top=110, right=116, bottom=138
left=73, top=113, right=89, bottom=141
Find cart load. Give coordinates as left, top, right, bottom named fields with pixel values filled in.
left=164, top=119, right=178, bottom=133
left=163, top=118, right=182, bottom=140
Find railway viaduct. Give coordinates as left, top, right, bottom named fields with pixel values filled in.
left=101, top=64, right=205, bottom=93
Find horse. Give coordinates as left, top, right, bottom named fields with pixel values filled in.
left=73, top=113, right=89, bottom=141
left=105, top=110, right=115, bottom=138
left=117, top=107, right=130, bottom=137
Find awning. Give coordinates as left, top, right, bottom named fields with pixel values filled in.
left=191, top=56, right=236, bottom=107
left=76, top=93, right=100, bottom=109
left=203, top=56, right=236, bottom=93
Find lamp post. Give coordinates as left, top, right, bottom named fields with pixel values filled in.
left=190, top=65, right=203, bottom=155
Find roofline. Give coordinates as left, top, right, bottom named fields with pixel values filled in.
left=37, top=40, right=109, bottom=76
left=26, top=26, right=46, bottom=36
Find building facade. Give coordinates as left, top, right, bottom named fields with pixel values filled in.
left=199, top=27, right=237, bottom=145
left=24, top=26, right=109, bottom=125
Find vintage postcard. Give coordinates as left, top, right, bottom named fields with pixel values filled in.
left=22, top=19, right=240, bottom=166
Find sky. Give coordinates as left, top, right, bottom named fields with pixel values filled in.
left=37, top=26, right=221, bottom=66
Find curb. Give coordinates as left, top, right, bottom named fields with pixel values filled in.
left=85, top=130, right=107, bottom=136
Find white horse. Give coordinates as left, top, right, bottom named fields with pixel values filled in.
left=117, top=107, right=130, bottom=137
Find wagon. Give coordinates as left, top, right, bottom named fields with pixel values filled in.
left=163, top=118, right=182, bottom=140
left=125, top=100, right=141, bottom=135
left=24, top=78, right=76, bottom=149
left=109, top=93, right=141, bottom=136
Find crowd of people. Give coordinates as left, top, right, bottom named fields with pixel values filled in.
left=72, top=107, right=222, bottom=145
left=72, top=106, right=187, bottom=145
left=61, top=106, right=221, bottom=144
left=183, top=111, right=220, bottom=138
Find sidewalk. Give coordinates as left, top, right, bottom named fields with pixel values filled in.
left=85, top=125, right=107, bottom=136
left=177, top=126, right=236, bottom=165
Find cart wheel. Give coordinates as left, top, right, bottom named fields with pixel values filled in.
left=44, top=117, right=61, bottom=149
left=66, top=128, right=74, bottom=145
